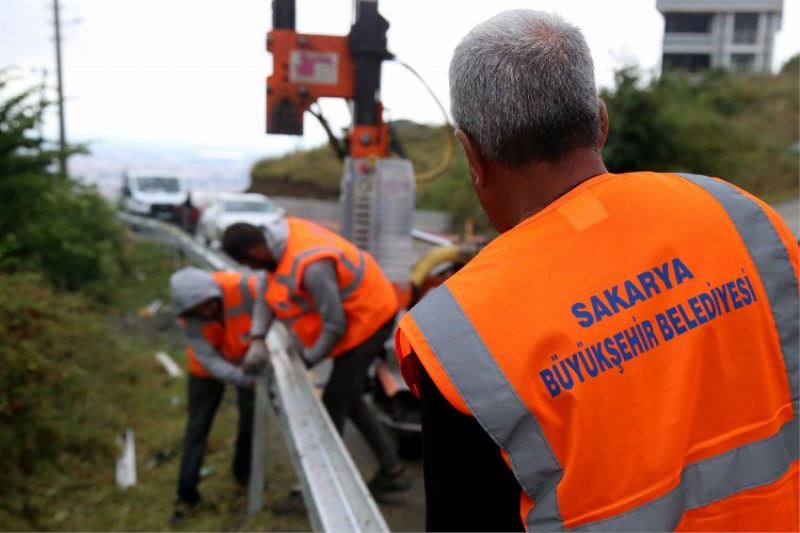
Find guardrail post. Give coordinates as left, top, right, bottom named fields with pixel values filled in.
left=247, top=371, right=271, bottom=515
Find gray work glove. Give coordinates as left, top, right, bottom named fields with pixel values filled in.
left=301, top=347, right=326, bottom=369
left=284, top=333, right=318, bottom=369
left=243, top=338, right=269, bottom=375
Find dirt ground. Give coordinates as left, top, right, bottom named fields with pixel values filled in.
left=343, top=421, right=426, bottom=531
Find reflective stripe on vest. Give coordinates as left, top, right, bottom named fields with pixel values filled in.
left=678, top=173, right=799, bottom=404
left=273, top=245, right=367, bottom=313
left=226, top=273, right=256, bottom=319
left=408, top=173, right=799, bottom=531
left=411, top=285, right=565, bottom=529
left=267, top=217, right=397, bottom=358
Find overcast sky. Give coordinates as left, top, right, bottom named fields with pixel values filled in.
left=1, top=0, right=798, bottom=158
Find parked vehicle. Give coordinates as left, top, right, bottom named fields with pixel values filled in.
left=121, top=170, right=187, bottom=222
left=197, top=192, right=285, bottom=247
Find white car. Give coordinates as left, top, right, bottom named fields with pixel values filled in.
left=197, top=193, right=285, bottom=247
left=121, top=170, right=188, bottom=221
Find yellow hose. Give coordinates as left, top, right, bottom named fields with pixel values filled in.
left=396, top=60, right=455, bottom=184
left=410, top=244, right=476, bottom=288
left=415, top=125, right=454, bottom=184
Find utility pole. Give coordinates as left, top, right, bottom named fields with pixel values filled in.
left=53, top=0, right=68, bottom=179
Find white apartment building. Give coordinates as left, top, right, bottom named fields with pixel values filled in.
left=656, top=0, right=783, bottom=73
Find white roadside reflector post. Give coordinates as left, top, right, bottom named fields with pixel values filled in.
left=115, top=429, right=137, bottom=489
left=155, top=351, right=184, bottom=378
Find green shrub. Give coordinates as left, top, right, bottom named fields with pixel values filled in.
left=0, top=276, right=114, bottom=508
left=0, top=240, right=181, bottom=529
left=0, top=174, right=124, bottom=297
left=602, top=67, right=799, bottom=199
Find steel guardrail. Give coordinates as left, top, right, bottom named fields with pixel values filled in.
left=411, top=227, right=453, bottom=247
left=118, top=211, right=390, bottom=533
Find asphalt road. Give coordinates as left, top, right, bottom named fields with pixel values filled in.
left=344, top=420, right=426, bottom=532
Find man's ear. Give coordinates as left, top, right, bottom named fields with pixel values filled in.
left=455, top=128, right=487, bottom=189
left=597, top=99, right=609, bottom=151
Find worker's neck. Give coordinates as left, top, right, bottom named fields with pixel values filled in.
left=500, top=148, right=608, bottom=229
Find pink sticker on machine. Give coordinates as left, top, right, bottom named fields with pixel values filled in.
left=289, top=51, right=339, bottom=85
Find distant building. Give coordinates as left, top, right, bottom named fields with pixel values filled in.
left=656, top=0, right=783, bottom=74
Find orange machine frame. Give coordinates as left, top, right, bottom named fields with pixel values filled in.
left=266, top=29, right=390, bottom=158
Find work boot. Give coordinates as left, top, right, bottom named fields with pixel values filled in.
left=272, top=488, right=305, bottom=516
left=367, top=466, right=411, bottom=497
left=234, top=470, right=249, bottom=490
left=170, top=495, right=215, bottom=525
left=171, top=498, right=194, bottom=525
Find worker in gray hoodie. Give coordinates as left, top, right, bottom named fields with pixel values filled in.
left=169, top=267, right=270, bottom=523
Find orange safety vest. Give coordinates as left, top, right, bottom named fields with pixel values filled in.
left=186, top=271, right=259, bottom=378
left=267, top=217, right=398, bottom=357
left=396, top=172, right=799, bottom=531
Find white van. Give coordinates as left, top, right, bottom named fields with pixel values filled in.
left=121, top=170, right=188, bottom=221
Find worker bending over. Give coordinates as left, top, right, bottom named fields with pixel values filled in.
left=222, top=217, right=410, bottom=495
left=395, top=10, right=799, bottom=532
left=169, top=267, right=270, bottom=523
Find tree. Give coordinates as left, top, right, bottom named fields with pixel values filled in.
left=781, top=54, right=799, bottom=74
left=0, top=74, right=55, bottom=176
left=600, top=67, right=679, bottom=172
left=0, top=71, right=122, bottom=296
left=602, top=65, right=799, bottom=198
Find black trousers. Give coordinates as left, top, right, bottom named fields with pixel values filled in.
left=176, top=375, right=254, bottom=502
left=321, top=319, right=401, bottom=473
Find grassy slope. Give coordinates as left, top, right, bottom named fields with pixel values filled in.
left=250, top=120, right=464, bottom=193
left=0, top=238, right=308, bottom=532
left=250, top=73, right=798, bottom=229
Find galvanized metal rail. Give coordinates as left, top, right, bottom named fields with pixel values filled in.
left=118, top=212, right=390, bottom=533
left=411, top=227, right=453, bottom=247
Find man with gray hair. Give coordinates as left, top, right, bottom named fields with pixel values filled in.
left=395, top=10, right=798, bottom=531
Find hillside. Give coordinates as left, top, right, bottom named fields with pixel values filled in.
left=250, top=120, right=484, bottom=229
left=250, top=70, right=799, bottom=231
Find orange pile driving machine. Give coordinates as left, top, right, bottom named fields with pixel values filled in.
left=266, top=0, right=417, bottom=306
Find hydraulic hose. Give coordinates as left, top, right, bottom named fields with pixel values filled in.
left=410, top=244, right=477, bottom=288
left=394, top=60, right=454, bottom=184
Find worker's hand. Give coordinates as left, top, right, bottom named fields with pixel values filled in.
left=243, top=338, right=269, bottom=375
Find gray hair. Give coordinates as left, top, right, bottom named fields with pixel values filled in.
left=449, top=10, right=600, bottom=166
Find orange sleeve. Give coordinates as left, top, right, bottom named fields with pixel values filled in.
left=394, top=326, right=421, bottom=397
left=395, top=313, right=471, bottom=415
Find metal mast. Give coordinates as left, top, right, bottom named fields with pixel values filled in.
left=53, top=0, right=68, bottom=179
